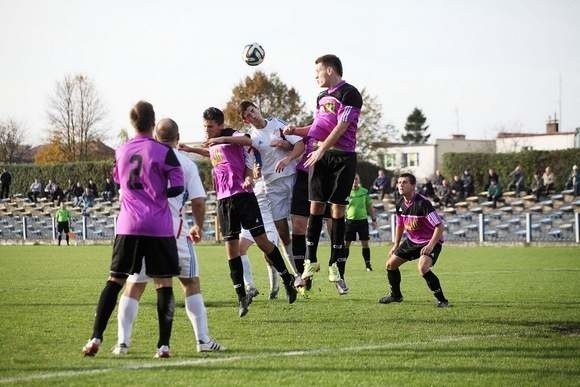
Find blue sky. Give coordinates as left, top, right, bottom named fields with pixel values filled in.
left=1, top=0, right=579, bottom=146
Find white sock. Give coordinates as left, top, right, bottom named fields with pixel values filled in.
left=185, top=293, right=210, bottom=343
left=283, top=241, right=297, bottom=275
left=240, top=254, right=255, bottom=288
left=267, top=264, right=279, bottom=291
left=117, top=295, right=139, bottom=346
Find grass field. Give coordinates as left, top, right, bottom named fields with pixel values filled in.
left=1, top=244, right=579, bottom=386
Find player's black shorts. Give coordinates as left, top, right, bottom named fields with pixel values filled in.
left=309, top=150, right=357, bottom=205
left=345, top=219, right=369, bottom=241
left=57, top=221, right=69, bottom=234
left=218, top=192, right=265, bottom=241
left=291, top=170, right=310, bottom=217
left=394, top=238, right=442, bottom=264
left=111, top=235, right=179, bottom=278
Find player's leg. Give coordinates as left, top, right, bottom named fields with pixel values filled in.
left=417, top=245, right=449, bottom=307
left=268, top=175, right=296, bottom=272
left=253, top=233, right=296, bottom=304
left=361, top=238, right=372, bottom=271
left=239, top=236, right=259, bottom=299
left=378, top=245, right=407, bottom=304
left=290, top=170, right=310, bottom=283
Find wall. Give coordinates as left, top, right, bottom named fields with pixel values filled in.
left=496, top=133, right=576, bottom=153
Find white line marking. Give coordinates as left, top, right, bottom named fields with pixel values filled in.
left=0, top=335, right=502, bottom=384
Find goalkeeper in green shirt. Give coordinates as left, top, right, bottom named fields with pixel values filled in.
left=55, top=202, right=72, bottom=246
left=344, top=174, right=377, bottom=277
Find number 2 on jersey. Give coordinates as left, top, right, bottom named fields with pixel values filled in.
left=128, top=154, right=144, bottom=190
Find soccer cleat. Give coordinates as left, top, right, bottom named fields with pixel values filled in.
left=436, top=300, right=450, bottom=308
left=268, top=287, right=279, bottom=300
left=378, top=293, right=403, bottom=304
left=336, top=279, right=349, bottom=295
left=283, top=276, right=297, bottom=304
left=365, top=263, right=373, bottom=272
left=197, top=338, right=226, bottom=352
left=246, top=286, right=260, bottom=300
left=294, top=275, right=305, bottom=288
left=301, top=261, right=320, bottom=280
left=239, top=295, right=250, bottom=317
left=154, top=345, right=171, bottom=358
left=82, top=338, right=101, bottom=357
left=111, top=343, right=129, bottom=356
left=328, top=263, right=340, bottom=282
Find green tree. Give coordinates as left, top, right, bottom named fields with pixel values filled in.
left=46, top=74, right=106, bottom=161
left=224, top=71, right=312, bottom=129
left=356, top=88, right=391, bottom=161
left=402, top=107, right=430, bottom=144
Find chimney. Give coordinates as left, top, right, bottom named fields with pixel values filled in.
left=451, top=134, right=466, bottom=140
left=546, top=114, right=559, bottom=134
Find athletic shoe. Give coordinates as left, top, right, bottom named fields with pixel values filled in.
left=328, top=263, right=340, bottom=282
left=294, top=275, right=305, bottom=288
left=154, top=345, right=171, bottom=358
left=436, top=300, right=450, bottom=308
left=82, top=338, right=101, bottom=357
left=378, top=293, right=403, bottom=304
left=283, top=276, right=297, bottom=304
left=365, top=264, right=373, bottom=272
left=304, top=277, right=313, bottom=291
left=336, top=279, right=348, bottom=295
left=268, top=287, right=279, bottom=300
left=246, top=286, right=260, bottom=300
left=301, top=261, right=320, bottom=280
left=111, top=343, right=129, bottom=356
left=239, top=295, right=250, bottom=317
left=197, top=338, right=226, bottom=352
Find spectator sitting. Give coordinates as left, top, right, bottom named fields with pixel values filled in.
left=27, top=178, right=42, bottom=203
left=432, top=169, right=445, bottom=190
left=63, top=179, right=75, bottom=201
left=80, top=187, right=95, bottom=211
left=52, top=184, right=65, bottom=206
left=485, top=168, right=499, bottom=190
left=371, top=169, right=389, bottom=200
left=44, top=179, right=57, bottom=199
left=487, top=180, right=503, bottom=208
left=421, top=179, right=435, bottom=199
left=102, top=177, right=116, bottom=202
left=565, top=165, right=580, bottom=195
left=450, top=175, right=464, bottom=202
left=507, top=165, right=525, bottom=194
left=435, top=179, right=454, bottom=207
left=87, top=178, right=98, bottom=197
left=542, top=166, right=555, bottom=196
left=462, top=169, right=474, bottom=197
left=530, top=171, right=544, bottom=201
left=72, top=182, right=84, bottom=206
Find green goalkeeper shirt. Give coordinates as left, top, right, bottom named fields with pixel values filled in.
left=56, top=208, right=71, bottom=223
left=346, top=186, right=372, bottom=220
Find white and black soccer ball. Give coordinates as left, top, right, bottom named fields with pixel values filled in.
left=243, top=42, right=265, bottom=66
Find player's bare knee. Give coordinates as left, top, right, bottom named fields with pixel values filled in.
left=180, top=277, right=200, bottom=296
left=125, top=281, right=146, bottom=299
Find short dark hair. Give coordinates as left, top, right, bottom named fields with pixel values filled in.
left=315, top=54, right=343, bottom=77
left=238, top=101, right=257, bottom=119
left=399, top=172, right=416, bottom=185
left=203, top=107, right=224, bottom=125
left=130, top=101, right=155, bottom=132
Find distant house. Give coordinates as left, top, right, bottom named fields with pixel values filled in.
left=495, top=119, right=579, bottom=153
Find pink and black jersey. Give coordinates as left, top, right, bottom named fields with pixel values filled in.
left=308, top=80, right=362, bottom=152
left=113, top=134, right=184, bottom=237
left=396, top=193, right=444, bottom=245
left=209, top=129, right=253, bottom=200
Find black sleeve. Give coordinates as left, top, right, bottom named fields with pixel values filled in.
left=341, top=86, right=363, bottom=108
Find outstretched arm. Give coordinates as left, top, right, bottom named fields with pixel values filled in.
left=178, top=144, right=210, bottom=158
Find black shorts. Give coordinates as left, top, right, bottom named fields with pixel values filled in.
left=309, top=150, right=357, bottom=205
left=110, top=235, right=179, bottom=278
left=218, top=192, right=265, bottom=241
left=291, top=170, right=310, bottom=217
left=345, top=219, right=369, bottom=241
left=394, top=238, right=442, bottom=264
left=57, top=221, right=69, bottom=234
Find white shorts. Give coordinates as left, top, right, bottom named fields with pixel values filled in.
left=240, top=221, right=279, bottom=245
left=127, top=236, right=199, bottom=283
left=265, top=175, right=295, bottom=221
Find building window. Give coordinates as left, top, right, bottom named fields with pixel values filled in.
left=402, top=152, right=419, bottom=167
left=384, top=153, right=396, bottom=168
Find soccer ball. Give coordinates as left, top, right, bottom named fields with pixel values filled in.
left=243, top=43, right=265, bottom=66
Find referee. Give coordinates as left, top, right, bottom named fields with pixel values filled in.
left=55, top=202, right=71, bottom=246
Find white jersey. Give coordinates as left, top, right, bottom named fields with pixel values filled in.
left=249, top=117, right=302, bottom=184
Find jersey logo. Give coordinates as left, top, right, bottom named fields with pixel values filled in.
left=404, top=217, right=419, bottom=231
left=321, top=101, right=337, bottom=114
left=210, top=149, right=223, bottom=166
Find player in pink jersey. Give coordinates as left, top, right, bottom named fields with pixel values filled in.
left=378, top=173, right=450, bottom=308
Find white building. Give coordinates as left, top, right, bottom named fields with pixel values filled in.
left=495, top=120, right=579, bottom=152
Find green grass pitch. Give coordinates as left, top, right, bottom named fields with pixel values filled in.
left=0, top=244, right=579, bottom=386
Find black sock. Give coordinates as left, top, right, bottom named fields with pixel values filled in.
left=228, top=256, right=246, bottom=300
left=91, top=280, right=123, bottom=340
left=58, top=234, right=62, bottom=245
left=423, top=270, right=447, bottom=302
left=156, top=286, right=175, bottom=348
left=65, top=233, right=70, bottom=245
left=292, top=234, right=306, bottom=274
left=337, top=257, right=347, bottom=280
left=305, top=214, right=323, bottom=263
left=329, top=217, right=345, bottom=265
left=267, top=247, right=293, bottom=283
left=362, top=247, right=371, bottom=266
left=387, top=269, right=402, bottom=298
